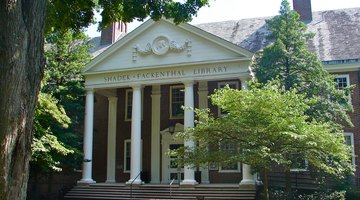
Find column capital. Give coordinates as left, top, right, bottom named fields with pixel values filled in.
left=182, top=80, right=195, bottom=86
left=108, top=96, right=118, bottom=102
left=131, top=84, right=142, bottom=90
left=85, top=88, right=95, bottom=94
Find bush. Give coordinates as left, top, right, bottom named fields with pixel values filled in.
left=267, top=188, right=345, bottom=200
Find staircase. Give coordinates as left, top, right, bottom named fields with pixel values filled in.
left=64, top=183, right=256, bottom=200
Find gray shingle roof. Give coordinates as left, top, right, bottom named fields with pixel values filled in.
left=196, top=7, right=360, bottom=61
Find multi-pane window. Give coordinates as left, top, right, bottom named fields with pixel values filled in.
left=290, top=153, right=308, bottom=172
left=334, top=75, right=349, bottom=90
left=170, top=86, right=185, bottom=118
left=125, top=89, right=133, bottom=120
left=124, top=139, right=142, bottom=173
left=124, top=140, right=131, bottom=172
left=334, top=74, right=351, bottom=106
left=219, top=142, right=240, bottom=172
left=344, top=132, right=355, bottom=165
left=125, top=89, right=143, bottom=121
left=218, top=81, right=239, bottom=116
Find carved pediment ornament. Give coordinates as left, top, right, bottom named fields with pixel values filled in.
left=132, top=35, right=192, bottom=61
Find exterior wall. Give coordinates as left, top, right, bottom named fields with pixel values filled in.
left=340, top=71, right=360, bottom=185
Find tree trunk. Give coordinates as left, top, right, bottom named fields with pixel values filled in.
left=263, top=169, right=269, bottom=200
left=0, top=0, right=46, bottom=199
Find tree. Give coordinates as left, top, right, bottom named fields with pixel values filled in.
left=173, top=81, right=354, bottom=200
left=0, top=1, right=209, bottom=199
left=251, top=0, right=353, bottom=192
left=252, top=0, right=352, bottom=127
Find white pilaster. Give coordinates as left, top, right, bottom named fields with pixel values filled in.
left=197, top=81, right=210, bottom=184
left=239, top=78, right=255, bottom=188
left=240, top=164, right=255, bottom=187
left=150, top=85, right=161, bottom=183
left=181, top=81, right=197, bottom=186
left=106, top=97, right=118, bottom=183
left=127, top=85, right=142, bottom=185
left=78, top=89, right=96, bottom=184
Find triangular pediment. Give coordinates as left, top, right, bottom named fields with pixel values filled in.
left=83, top=19, right=253, bottom=75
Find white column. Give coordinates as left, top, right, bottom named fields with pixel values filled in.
left=127, top=85, right=142, bottom=185
left=106, top=97, right=118, bottom=183
left=197, top=81, right=210, bottom=184
left=239, top=79, right=255, bottom=188
left=150, top=85, right=161, bottom=183
left=181, top=81, right=197, bottom=186
left=78, top=89, right=96, bottom=184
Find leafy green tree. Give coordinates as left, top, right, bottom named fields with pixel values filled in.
left=0, top=1, right=209, bottom=199
left=31, top=30, right=91, bottom=174
left=252, top=0, right=352, bottom=127
left=252, top=0, right=353, bottom=192
left=174, top=81, right=354, bottom=200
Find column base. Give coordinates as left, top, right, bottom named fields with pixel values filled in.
left=105, top=180, right=116, bottom=183
left=77, top=179, right=96, bottom=185
left=126, top=179, right=143, bottom=185
left=239, top=179, right=256, bottom=189
left=180, top=179, right=198, bottom=187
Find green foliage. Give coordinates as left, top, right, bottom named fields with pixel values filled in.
left=175, top=81, right=354, bottom=177
left=268, top=188, right=346, bottom=200
left=46, top=0, right=210, bottom=33
left=252, top=0, right=352, bottom=127
left=31, top=30, right=92, bottom=172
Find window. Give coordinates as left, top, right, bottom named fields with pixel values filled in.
left=334, top=74, right=351, bottom=106
left=124, top=139, right=143, bottom=173
left=290, top=153, right=308, bottom=172
left=217, top=81, right=239, bottom=116
left=124, top=140, right=131, bottom=172
left=334, top=75, right=350, bottom=90
left=125, top=89, right=143, bottom=121
left=125, top=89, right=133, bottom=120
left=170, top=86, right=184, bottom=118
left=219, top=142, right=240, bottom=172
left=344, top=132, right=355, bottom=165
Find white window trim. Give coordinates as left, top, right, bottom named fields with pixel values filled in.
left=334, top=74, right=352, bottom=106
left=219, top=162, right=241, bottom=173
left=123, top=139, right=143, bottom=173
left=335, top=74, right=350, bottom=89
left=344, top=132, right=355, bottom=165
left=124, top=89, right=144, bottom=121
left=169, top=85, right=185, bottom=119
left=217, top=81, right=239, bottom=116
left=290, top=160, right=309, bottom=172
left=218, top=141, right=241, bottom=173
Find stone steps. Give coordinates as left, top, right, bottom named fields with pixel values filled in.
left=64, top=184, right=256, bottom=200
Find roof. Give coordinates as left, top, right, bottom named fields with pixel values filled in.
left=196, top=7, right=360, bottom=62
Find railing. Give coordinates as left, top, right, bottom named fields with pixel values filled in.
left=169, top=178, right=176, bottom=199
left=129, top=171, right=142, bottom=200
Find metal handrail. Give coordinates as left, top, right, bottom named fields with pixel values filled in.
left=130, top=171, right=142, bottom=200
left=169, top=178, right=176, bottom=199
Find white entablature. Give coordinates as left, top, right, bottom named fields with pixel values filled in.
left=83, top=18, right=254, bottom=89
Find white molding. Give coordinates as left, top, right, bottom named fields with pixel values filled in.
left=83, top=18, right=253, bottom=74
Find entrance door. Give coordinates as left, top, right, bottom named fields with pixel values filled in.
left=168, top=144, right=184, bottom=183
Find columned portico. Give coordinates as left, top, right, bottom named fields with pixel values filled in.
left=181, top=81, right=198, bottom=186
left=78, top=89, right=96, bottom=184
left=127, top=85, right=143, bottom=185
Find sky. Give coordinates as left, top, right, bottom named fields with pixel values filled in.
left=85, top=0, right=360, bottom=37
